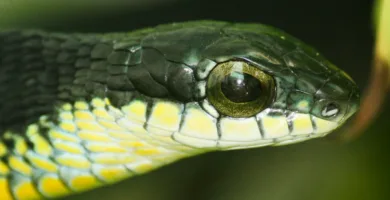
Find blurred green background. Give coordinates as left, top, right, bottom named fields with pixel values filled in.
left=2, top=0, right=390, bottom=199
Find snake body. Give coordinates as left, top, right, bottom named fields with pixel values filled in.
left=0, top=21, right=359, bottom=199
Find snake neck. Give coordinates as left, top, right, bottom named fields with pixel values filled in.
left=0, top=30, right=204, bottom=199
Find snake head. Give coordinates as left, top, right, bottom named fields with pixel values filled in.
left=118, top=21, right=360, bottom=150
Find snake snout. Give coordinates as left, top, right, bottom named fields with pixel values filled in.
left=312, top=72, right=360, bottom=124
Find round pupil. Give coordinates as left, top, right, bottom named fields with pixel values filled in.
left=221, top=72, right=262, bottom=103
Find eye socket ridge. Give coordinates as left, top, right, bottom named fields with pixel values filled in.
left=206, top=60, right=275, bottom=118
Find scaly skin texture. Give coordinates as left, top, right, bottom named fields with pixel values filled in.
left=0, top=21, right=359, bottom=199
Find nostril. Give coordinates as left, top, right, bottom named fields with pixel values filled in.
left=321, top=102, right=340, bottom=118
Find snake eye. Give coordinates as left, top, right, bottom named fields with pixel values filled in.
left=207, top=61, right=275, bottom=118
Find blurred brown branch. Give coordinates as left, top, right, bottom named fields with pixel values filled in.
left=340, top=0, right=390, bottom=141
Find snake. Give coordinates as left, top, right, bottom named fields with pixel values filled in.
left=0, top=20, right=360, bottom=199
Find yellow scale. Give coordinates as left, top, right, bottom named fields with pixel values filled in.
left=0, top=97, right=338, bottom=200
